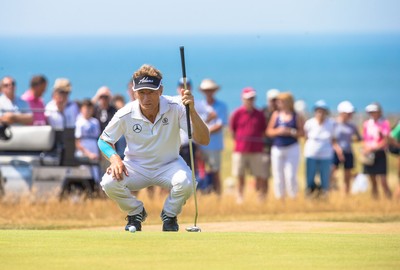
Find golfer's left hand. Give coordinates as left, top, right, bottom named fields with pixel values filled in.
left=181, top=89, right=194, bottom=110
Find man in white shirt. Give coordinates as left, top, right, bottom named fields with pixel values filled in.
left=98, top=64, right=210, bottom=232
left=0, top=76, right=33, bottom=126
left=45, top=78, right=79, bottom=130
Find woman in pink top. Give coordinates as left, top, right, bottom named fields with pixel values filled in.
left=362, top=103, right=392, bottom=199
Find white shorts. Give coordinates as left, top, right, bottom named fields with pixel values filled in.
left=100, top=157, right=193, bottom=217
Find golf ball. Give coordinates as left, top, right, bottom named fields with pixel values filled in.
left=128, top=226, right=137, bottom=233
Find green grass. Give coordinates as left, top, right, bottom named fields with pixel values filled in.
left=1, top=230, right=399, bottom=270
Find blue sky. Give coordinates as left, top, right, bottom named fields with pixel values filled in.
left=1, top=0, right=400, bottom=36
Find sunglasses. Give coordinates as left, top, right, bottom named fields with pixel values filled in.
left=2, top=82, right=15, bottom=87
left=57, top=91, right=70, bottom=95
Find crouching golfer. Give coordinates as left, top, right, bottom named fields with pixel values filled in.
left=98, top=64, right=210, bottom=232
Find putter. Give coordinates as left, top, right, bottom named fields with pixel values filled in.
left=180, top=46, right=201, bottom=233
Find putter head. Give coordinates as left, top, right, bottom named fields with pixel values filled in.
left=186, top=226, right=201, bottom=232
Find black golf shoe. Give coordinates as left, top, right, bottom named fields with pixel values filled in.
left=161, top=211, right=179, bottom=232
left=125, top=207, right=147, bottom=231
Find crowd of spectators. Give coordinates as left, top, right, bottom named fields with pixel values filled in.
left=1, top=74, right=399, bottom=201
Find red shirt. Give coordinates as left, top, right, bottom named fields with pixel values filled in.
left=230, top=106, right=266, bottom=153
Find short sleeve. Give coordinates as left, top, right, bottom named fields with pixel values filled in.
left=381, top=120, right=391, bottom=136
left=75, top=120, right=83, bottom=139
left=101, top=114, right=124, bottom=144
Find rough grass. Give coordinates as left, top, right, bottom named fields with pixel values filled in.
left=1, top=186, right=400, bottom=230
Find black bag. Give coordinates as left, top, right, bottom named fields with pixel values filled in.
left=388, top=145, right=400, bottom=155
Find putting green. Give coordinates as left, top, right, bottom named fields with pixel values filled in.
left=1, top=230, right=399, bottom=270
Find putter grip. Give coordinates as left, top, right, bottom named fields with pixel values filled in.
left=180, top=46, right=186, bottom=78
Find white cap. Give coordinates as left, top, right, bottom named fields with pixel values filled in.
left=337, top=101, right=355, bottom=113
left=365, top=103, right=381, bottom=113
left=266, top=89, right=280, bottom=101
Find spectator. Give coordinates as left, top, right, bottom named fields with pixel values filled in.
left=45, top=78, right=79, bottom=130
left=75, top=99, right=101, bottom=161
left=230, top=87, right=267, bottom=203
left=112, top=94, right=126, bottom=110
left=266, top=92, right=304, bottom=200
left=197, top=78, right=228, bottom=196
left=75, top=99, right=101, bottom=182
left=331, top=101, right=362, bottom=194
left=262, top=88, right=280, bottom=196
left=21, top=75, right=48, bottom=125
left=92, top=86, right=118, bottom=175
left=303, top=100, right=337, bottom=198
left=92, top=86, right=117, bottom=132
left=362, top=103, right=392, bottom=199
left=389, top=120, right=400, bottom=199
left=0, top=76, right=33, bottom=125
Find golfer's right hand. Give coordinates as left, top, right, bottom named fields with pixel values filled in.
left=108, top=154, right=129, bottom=181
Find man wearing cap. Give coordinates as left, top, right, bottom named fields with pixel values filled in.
left=45, top=78, right=79, bottom=130
left=0, top=76, right=33, bottom=126
left=230, top=87, right=267, bottom=203
left=197, top=78, right=228, bottom=195
left=331, top=101, right=361, bottom=194
left=98, top=64, right=210, bottom=232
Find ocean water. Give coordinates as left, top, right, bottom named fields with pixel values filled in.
left=0, top=34, right=399, bottom=114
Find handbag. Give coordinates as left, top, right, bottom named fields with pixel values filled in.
left=360, top=151, right=375, bottom=166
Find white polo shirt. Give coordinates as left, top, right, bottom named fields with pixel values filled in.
left=101, top=95, right=188, bottom=171
left=304, top=117, right=335, bottom=159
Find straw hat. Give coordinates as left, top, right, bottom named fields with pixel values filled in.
left=199, top=79, right=220, bottom=91
left=53, top=78, right=71, bottom=92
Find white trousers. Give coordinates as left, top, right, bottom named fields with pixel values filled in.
left=100, top=157, right=193, bottom=217
left=271, top=143, right=300, bottom=199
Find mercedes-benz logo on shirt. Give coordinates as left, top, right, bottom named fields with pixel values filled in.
left=133, top=124, right=142, bottom=133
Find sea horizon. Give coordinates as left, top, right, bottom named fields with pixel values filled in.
left=1, top=33, right=399, bottom=114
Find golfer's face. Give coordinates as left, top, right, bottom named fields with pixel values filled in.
left=135, top=89, right=162, bottom=111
